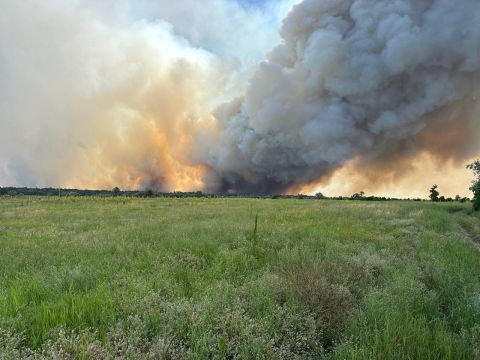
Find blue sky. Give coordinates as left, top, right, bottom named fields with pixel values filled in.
left=239, top=0, right=268, bottom=6
left=237, top=0, right=282, bottom=11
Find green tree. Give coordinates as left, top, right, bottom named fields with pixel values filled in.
left=143, top=189, right=155, bottom=198
left=429, top=185, right=439, bottom=202
left=112, top=187, right=121, bottom=196
left=315, top=192, right=326, bottom=199
left=351, top=191, right=365, bottom=200
left=467, top=161, right=480, bottom=211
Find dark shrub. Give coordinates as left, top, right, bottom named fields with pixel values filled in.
left=467, top=161, right=480, bottom=211
left=429, top=185, right=439, bottom=202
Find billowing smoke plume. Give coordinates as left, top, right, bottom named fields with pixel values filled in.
left=1, top=0, right=479, bottom=196
left=203, top=0, right=480, bottom=194
left=0, top=0, right=292, bottom=191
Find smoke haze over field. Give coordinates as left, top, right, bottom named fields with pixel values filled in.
left=0, top=0, right=479, bottom=197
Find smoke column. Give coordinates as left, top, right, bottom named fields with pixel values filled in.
left=202, top=0, right=480, bottom=194
left=0, top=0, right=292, bottom=190
left=0, top=0, right=479, bottom=196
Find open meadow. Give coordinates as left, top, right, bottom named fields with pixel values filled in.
left=1, top=197, right=480, bottom=359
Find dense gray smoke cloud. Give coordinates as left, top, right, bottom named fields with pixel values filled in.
left=203, top=0, right=480, bottom=194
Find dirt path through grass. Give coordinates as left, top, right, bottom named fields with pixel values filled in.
left=452, top=210, right=480, bottom=251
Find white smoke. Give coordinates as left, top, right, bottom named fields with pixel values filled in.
left=0, top=0, right=286, bottom=189
left=203, top=0, right=480, bottom=193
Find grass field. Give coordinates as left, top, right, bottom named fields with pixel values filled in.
left=1, top=197, right=480, bottom=359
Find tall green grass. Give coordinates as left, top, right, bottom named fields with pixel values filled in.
left=0, top=197, right=479, bottom=358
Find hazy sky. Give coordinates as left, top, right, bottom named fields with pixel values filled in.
left=0, top=0, right=478, bottom=198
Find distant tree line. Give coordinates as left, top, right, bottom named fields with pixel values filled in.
left=0, top=187, right=214, bottom=198
left=0, top=186, right=446, bottom=202
left=428, top=184, right=470, bottom=203
left=426, top=160, right=480, bottom=211
left=3, top=158, right=480, bottom=211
